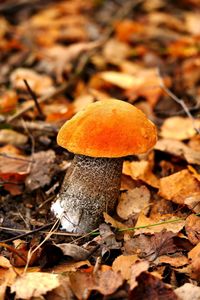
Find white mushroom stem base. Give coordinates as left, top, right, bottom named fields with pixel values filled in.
left=51, top=155, right=123, bottom=233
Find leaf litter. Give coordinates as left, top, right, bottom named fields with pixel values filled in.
left=0, top=0, right=200, bottom=299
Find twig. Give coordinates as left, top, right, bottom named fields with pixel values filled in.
left=0, top=222, right=55, bottom=243
left=7, top=82, right=68, bottom=123
left=23, top=79, right=45, bottom=119
left=157, top=68, right=200, bottom=134
left=0, top=153, right=33, bottom=163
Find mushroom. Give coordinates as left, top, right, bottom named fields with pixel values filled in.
left=52, top=99, right=157, bottom=233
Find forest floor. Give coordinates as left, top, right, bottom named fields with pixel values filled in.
left=0, top=0, right=200, bottom=299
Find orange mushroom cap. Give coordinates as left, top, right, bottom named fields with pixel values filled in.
left=57, top=99, right=157, bottom=158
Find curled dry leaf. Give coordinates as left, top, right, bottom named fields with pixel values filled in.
left=56, top=243, right=89, bottom=261
left=11, top=272, right=60, bottom=299
left=188, top=242, right=200, bottom=280
left=103, top=212, right=128, bottom=230
left=185, top=214, right=200, bottom=245
left=158, top=169, right=200, bottom=205
left=123, top=160, right=160, bottom=188
left=117, top=186, right=151, bottom=220
left=10, top=68, right=54, bottom=95
left=175, top=283, right=200, bottom=300
left=155, top=139, right=200, bottom=165
left=112, top=255, right=139, bottom=281
left=160, top=117, right=200, bottom=140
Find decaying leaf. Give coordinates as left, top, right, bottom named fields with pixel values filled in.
left=117, top=186, right=151, bottom=220
left=185, top=214, right=200, bottom=245
left=124, top=231, right=177, bottom=261
left=188, top=242, right=200, bottom=280
left=99, top=223, right=121, bottom=256
left=159, top=169, right=200, bottom=205
left=160, top=117, right=200, bottom=140
left=11, top=272, right=60, bottom=299
left=112, top=255, right=140, bottom=281
left=25, top=150, right=57, bottom=190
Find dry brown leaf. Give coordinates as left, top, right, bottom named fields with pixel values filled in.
left=155, top=139, right=200, bottom=165
left=103, top=39, right=130, bottom=64
left=158, top=169, right=200, bottom=205
left=175, top=283, right=200, bottom=300
left=46, top=276, right=73, bottom=300
left=0, top=129, right=28, bottom=146
left=50, top=260, right=91, bottom=274
left=117, top=186, right=151, bottom=220
left=103, top=212, right=127, bottom=230
left=188, top=243, right=200, bottom=280
left=156, top=255, right=189, bottom=268
left=11, top=272, right=60, bottom=299
left=10, top=68, right=54, bottom=95
left=134, top=212, right=185, bottom=235
left=124, top=231, right=177, bottom=261
left=0, top=90, right=18, bottom=114
left=25, top=150, right=57, bottom=191
left=112, top=255, right=139, bottom=281
left=123, top=160, right=160, bottom=188
left=129, top=260, right=149, bottom=290
left=56, top=243, right=89, bottom=261
left=160, top=117, right=200, bottom=140
left=69, top=269, right=123, bottom=299
left=185, top=214, right=200, bottom=245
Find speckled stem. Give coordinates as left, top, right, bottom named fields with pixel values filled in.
left=52, top=155, right=123, bottom=233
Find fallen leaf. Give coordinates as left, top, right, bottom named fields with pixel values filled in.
left=134, top=212, right=185, bottom=235
left=46, top=276, right=73, bottom=300
left=158, top=169, right=200, bottom=205
left=11, top=272, right=60, bottom=299
left=129, top=260, right=149, bottom=290
left=155, top=139, right=200, bottom=165
left=112, top=255, right=139, bottom=281
left=99, top=223, right=121, bottom=256
left=56, top=243, right=89, bottom=261
left=123, top=160, right=160, bottom=188
left=175, top=283, right=200, bottom=300
left=124, top=231, right=177, bottom=261
left=69, top=269, right=123, bottom=299
left=25, top=150, right=57, bottom=190
left=185, top=13, right=200, bottom=35
left=10, top=68, right=54, bottom=95
left=156, top=255, right=189, bottom=268
left=160, top=117, right=200, bottom=140
left=188, top=242, right=200, bottom=280
left=103, top=38, right=130, bottom=65
left=0, top=129, right=28, bottom=146
left=117, top=186, right=151, bottom=220
left=103, top=212, right=127, bottom=230
left=0, top=90, right=18, bottom=114
left=185, top=214, right=200, bottom=245
left=130, top=272, right=178, bottom=299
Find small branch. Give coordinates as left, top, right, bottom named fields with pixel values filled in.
left=0, top=153, right=33, bottom=163
left=157, top=68, right=200, bottom=134
left=23, top=79, right=45, bottom=119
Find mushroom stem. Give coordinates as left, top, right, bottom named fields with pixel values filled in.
left=52, top=154, right=123, bottom=233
